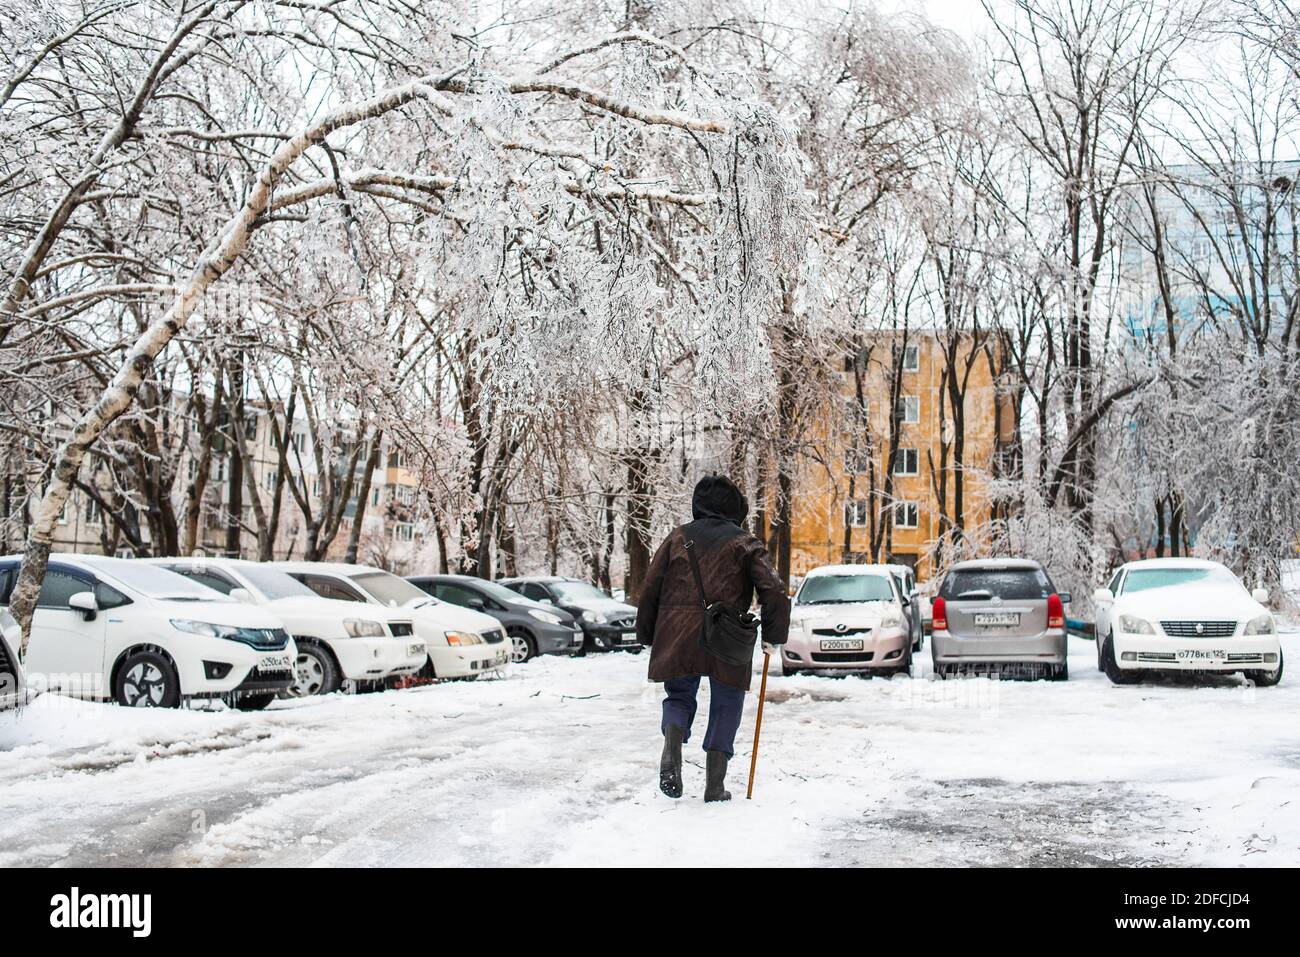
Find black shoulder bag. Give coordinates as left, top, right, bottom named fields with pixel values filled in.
left=684, top=538, right=760, bottom=667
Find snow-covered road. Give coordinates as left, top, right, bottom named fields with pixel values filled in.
left=2, top=633, right=1297, bottom=867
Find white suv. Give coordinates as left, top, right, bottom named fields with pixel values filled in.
left=275, top=562, right=510, bottom=679
left=0, top=555, right=295, bottom=709
left=149, top=557, right=426, bottom=697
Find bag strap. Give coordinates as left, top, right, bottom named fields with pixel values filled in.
left=683, top=537, right=710, bottom=609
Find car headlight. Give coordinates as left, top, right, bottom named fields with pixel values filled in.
left=1244, top=614, right=1275, bottom=636
left=880, top=613, right=903, bottom=629
left=445, top=630, right=483, bottom=646
left=171, top=619, right=243, bottom=639
left=1118, top=614, right=1155, bottom=635
left=528, top=609, right=563, bottom=625
left=581, top=610, right=607, bottom=624
left=343, top=618, right=385, bottom=638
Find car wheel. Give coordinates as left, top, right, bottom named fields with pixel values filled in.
left=1246, top=649, right=1284, bottom=687
left=508, top=629, right=537, bottom=664
left=114, top=650, right=179, bottom=708
left=234, top=693, right=276, bottom=711
left=288, top=641, right=340, bottom=697
left=1100, top=634, right=1140, bottom=685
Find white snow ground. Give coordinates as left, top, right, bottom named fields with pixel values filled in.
left=1, top=632, right=1297, bottom=867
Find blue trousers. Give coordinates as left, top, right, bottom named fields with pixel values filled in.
left=661, top=674, right=745, bottom=758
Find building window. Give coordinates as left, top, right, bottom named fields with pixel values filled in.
left=893, top=501, right=919, bottom=529
left=211, top=459, right=228, bottom=482
left=845, top=447, right=871, bottom=475
left=391, top=522, right=416, bottom=542
left=902, top=344, right=919, bottom=372
left=83, top=496, right=102, bottom=525
left=845, top=499, right=869, bottom=528
left=896, top=396, right=920, bottom=425
left=894, top=448, right=919, bottom=475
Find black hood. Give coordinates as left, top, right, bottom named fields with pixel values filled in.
left=691, top=474, right=748, bottom=526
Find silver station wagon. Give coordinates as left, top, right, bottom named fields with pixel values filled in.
left=930, top=558, right=1070, bottom=680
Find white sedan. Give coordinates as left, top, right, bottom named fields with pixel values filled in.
left=275, top=562, right=510, bottom=679
left=148, top=557, right=426, bottom=697
left=0, top=554, right=296, bottom=708
left=1093, top=558, right=1283, bottom=686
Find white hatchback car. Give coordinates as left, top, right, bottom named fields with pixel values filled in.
left=149, top=558, right=426, bottom=697
left=781, top=564, right=914, bottom=676
left=1093, top=558, right=1283, bottom=686
left=0, top=554, right=295, bottom=708
left=275, top=562, right=510, bottom=679
left=1, top=607, right=24, bottom=710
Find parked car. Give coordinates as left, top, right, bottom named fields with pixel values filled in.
left=781, top=564, right=914, bottom=677
left=407, top=574, right=583, bottom=663
left=1, top=607, right=24, bottom=710
left=276, top=562, right=510, bottom=679
left=0, top=554, right=295, bottom=709
left=498, top=576, right=639, bottom=653
left=1093, top=558, right=1283, bottom=687
left=930, top=558, right=1069, bottom=680
left=879, top=563, right=925, bottom=652
left=150, top=557, right=425, bottom=697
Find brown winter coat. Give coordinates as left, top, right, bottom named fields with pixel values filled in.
left=636, top=518, right=791, bottom=691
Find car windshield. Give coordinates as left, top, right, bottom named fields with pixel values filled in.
left=475, top=579, right=537, bottom=605
left=94, top=559, right=225, bottom=601
left=797, top=575, right=895, bottom=605
left=1123, top=566, right=1240, bottom=594
left=549, top=581, right=611, bottom=603
left=352, top=571, right=430, bottom=607
left=939, top=568, right=1052, bottom=601
left=238, top=565, right=317, bottom=601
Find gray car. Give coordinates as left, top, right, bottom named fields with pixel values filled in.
left=408, top=575, right=585, bottom=663
left=930, top=558, right=1070, bottom=680
left=498, top=576, right=640, bottom=654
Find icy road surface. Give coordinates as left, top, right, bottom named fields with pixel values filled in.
left=2, top=633, right=1297, bottom=867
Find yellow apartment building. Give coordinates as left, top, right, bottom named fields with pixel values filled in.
left=787, top=331, right=1014, bottom=584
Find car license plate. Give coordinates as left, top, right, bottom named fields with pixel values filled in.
left=1177, top=649, right=1226, bottom=661
left=820, top=639, right=864, bottom=651
left=258, top=654, right=291, bottom=670
left=975, top=612, right=1020, bottom=627
left=407, top=642, right=425, bottom=656
left=621, top=631, right=637, bottom=645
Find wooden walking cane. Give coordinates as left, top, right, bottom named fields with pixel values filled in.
left=746, top=651, right=771, bottom=799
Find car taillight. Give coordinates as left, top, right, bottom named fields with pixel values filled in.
left=932, top=597, right=947, bottom=631
left=1047, top=593, right=1064, bottom=629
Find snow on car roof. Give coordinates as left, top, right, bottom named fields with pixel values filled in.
left=1122, top=557, right=1221, bottom=570
left=803, top=564, right=895, bottom=578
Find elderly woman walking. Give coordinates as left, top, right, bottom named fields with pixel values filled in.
left=635, top=475, right=790, bottom=801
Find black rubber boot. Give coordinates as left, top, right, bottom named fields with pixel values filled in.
left=659, top=725, right=684, bottom=798
left=704, top=750, right=732, bottom=802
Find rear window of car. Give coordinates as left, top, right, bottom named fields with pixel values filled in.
left=939, top=567, right=1054, bottom=601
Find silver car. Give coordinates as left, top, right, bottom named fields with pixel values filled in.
left=930, top=558, right=1070, bottom=680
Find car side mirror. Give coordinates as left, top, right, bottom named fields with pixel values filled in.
left=68, top=591, right=98, bottom=621
left=1058, top=591, right=1072, bottom=605
left=228, top=588, right=253, bottom=603
left=1092, top=587, right=1113, bottom=603
left=467, top=597, right=486, bottom=610
left=540, top=598, right=553, bottom=605
left=1251, top=587, right=1269, bottom=605
left=901, top=595, right=912, bottom=607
